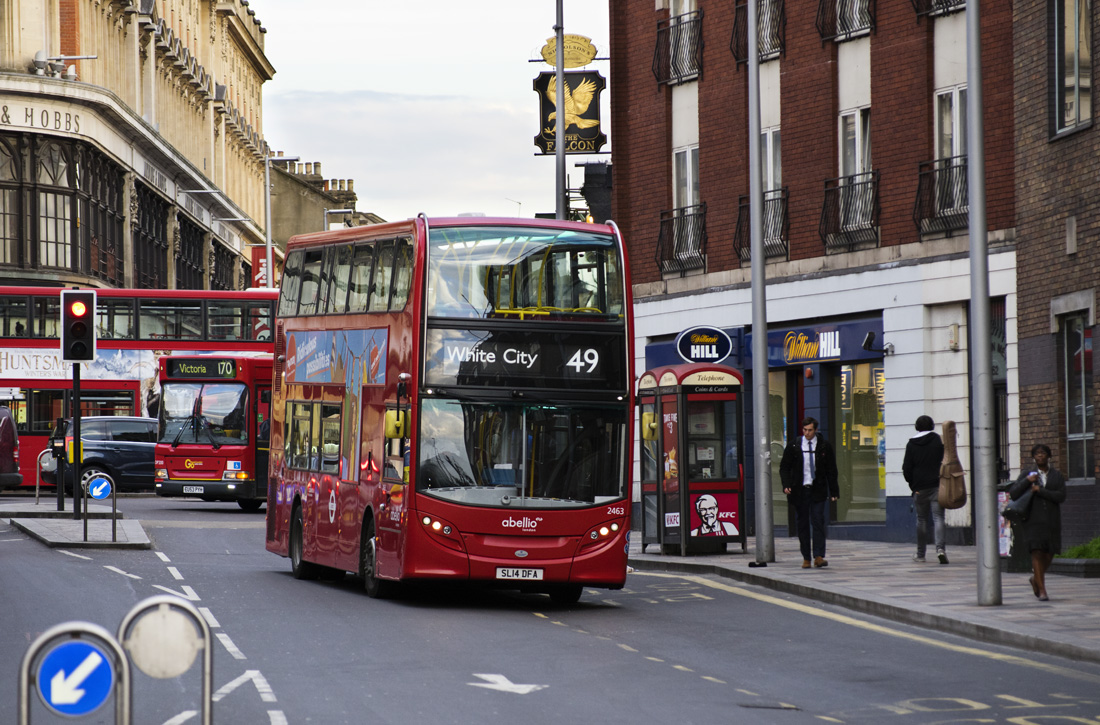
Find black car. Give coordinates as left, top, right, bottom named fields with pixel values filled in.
left=39, top=416, right=157, bottom=492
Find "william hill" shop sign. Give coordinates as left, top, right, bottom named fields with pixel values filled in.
left=675, top=326, right=733, bottom=364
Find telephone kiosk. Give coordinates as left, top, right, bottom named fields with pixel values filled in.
left=637, top=363, right=745, bottom=555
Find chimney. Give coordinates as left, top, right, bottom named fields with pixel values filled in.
left=314, top=162, right=322, bottom=176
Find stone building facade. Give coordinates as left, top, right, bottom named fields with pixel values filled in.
left=0, top=0, right=273, bottom=290
left=609, top=0, right=1019, bottom=543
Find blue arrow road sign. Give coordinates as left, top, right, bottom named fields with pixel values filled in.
left=37, top=640, right=114, bottom=716
left=88, top=477, right=111, bottom=500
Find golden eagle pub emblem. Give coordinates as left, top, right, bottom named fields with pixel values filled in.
left=533, top=71, right=607, bottom=155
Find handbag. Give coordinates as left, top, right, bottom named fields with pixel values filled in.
left=1002, top=484, right=1035, bottom=525
left=938, top=420, right=967, bottom=510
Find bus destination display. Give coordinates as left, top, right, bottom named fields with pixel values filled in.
left=424, top=328, right=626, bottom=390
left=167, top=358, right=237, bottom=379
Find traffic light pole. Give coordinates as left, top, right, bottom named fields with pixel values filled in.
left=71, top=363, right=81, bottom=520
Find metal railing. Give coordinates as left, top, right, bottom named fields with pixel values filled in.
left=816, top=0, right=875, bottom=42
left=656, top=202, right=708, bottom=275
left=653, top=10, right=704, bottom=85
left=819, top=172, right=879, bottom=250
left=913, top=156, right=968, bottom=236
left=731, top=0, right=785, bottom=65
left=735, top=188, right=789, bottom=262
left=910, top=0, right=965, bottom=18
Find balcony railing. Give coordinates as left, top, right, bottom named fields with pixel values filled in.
left=913, top=155, right=968, bottom=236
left=816, top=0, right=875, bottom=42
left=656, top=202, right=707, bottom=275
left=735, top=189, right=789, bottom=262
left=819, top=172, right=879, bottom=251
left=910, top=0, right=965, bottom=18
left=653, top=10, right=704, bottom=85
left=731, top=0, right=785, bottom=65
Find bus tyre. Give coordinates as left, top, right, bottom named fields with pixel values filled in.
left=361, top=518, right=394, bottom=599
left=289, top=505, right=320, bottom=580
left=548, top=585, right=583, bottom=606
left=238, top=499, right=263, bottom=512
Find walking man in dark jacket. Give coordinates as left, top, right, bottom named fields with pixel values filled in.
left=902, top=415, right=947, bottom=564
left=779, top=417, right=839, bottom=568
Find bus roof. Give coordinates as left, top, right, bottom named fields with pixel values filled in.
left=284, top=216, right=617, bottom=248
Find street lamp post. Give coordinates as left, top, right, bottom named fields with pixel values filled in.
left=265, top=154, right=299, bottom=289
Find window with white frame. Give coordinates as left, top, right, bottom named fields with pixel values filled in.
left=761, top=127, right=782, bottom=191
left=1062, top=312, right=1094, bottom=479
left=1054, top=0, right=1092, bottom=132
left=840, top=107, right=871, bottom=177
left=674, top=146, right=700, bottom=210
left=935, top=86, right=967, bottom=211
left=670, top=0, right=700, bottom=81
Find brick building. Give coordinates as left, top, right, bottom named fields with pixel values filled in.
left=609, top=0, right=1018, bottom=542
left=1013, top=0, right=1100, bottom=546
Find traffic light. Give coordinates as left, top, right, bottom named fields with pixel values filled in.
left=60, top=289, right=97, bottom=362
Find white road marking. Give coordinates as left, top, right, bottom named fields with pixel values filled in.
left=268, top=711, right=288, bottom=725
left=167, top=566, right=184, bottom=580
left=152, top=584, right=200, bottom=601
left=198, top=607, right=220, bottom=628
left=155, top=551, right=171, bottom=563
left=468, top=673, right=548, bottom=694
left=104, top=565, right=141, bottom=580
left=58, top=550, right=92, bottom=560
left=216, top=633, right=246, bottom=660
left=213, top=670, right=277, bottom=702
left=161, top=711, right=196, bottom=725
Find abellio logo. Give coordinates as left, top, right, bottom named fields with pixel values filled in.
left=502, top=516, right=542, bottom=532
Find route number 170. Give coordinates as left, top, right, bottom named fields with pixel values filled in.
left=566, top=349, right=600, bottom=373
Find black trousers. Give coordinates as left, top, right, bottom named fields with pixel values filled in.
left=793, top=492, right=829, bottom=560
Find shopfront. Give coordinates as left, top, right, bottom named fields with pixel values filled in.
left=745, top=317, right=886, bottom=535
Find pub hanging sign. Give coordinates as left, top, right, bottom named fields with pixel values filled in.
left=533, top=71, right=607, bottom=155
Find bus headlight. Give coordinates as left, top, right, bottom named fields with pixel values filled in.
left=418, top=513, right=463, bottom=552
left=155, top=468, right=167, bottom=480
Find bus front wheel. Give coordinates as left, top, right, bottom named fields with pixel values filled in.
left=361, top=517, right=394, bottom=599
left=289, top=505, right=320, bottom=581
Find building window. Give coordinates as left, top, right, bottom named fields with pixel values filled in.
left=177, top=217, right=205, bottom=290
left=761, top=127, right=782, bottom=191
left=839, top=108, right=874, bottom=230
left=674, top=145, right=700, bottom=210
left=731, top=0, right=785, bottom=64
left=80, top=148, right=125, bottom=286
left=0, top=138, right=22, bottom=267
left=1054, top=0, right=1092, bottom=133
left=134, top=183, right=169, bottom=289
left=211, top=242, right=235, bottom=291
left=1062, top=312, right=1094, bottom=479
left=935, top=85, right=968, bottom=213
left=36, top=141, right=74, bottom=271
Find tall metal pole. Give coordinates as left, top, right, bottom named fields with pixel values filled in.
left=263, top=156, right=274, bottom=289
left=748, top=0, right=774, bottom=562
left=967, top=0, right=1001, bottom=605
left=554, top=0, right=566, bottom=219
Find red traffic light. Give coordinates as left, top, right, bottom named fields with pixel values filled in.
left=70, top=300, right=88, bottom=317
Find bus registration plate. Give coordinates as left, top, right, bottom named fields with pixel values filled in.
left=183, top=485, right=204, bottom=494
left=496, top=567, right=543, bottom=581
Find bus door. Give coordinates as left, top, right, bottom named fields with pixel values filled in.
left=364, top=388, right=405, bottom=579
left=255, top=386, right=271, bottom=494
left=312, top=401, right=342, bottom=559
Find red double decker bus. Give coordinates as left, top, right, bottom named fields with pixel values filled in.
left=265, top=215, right=634, bottom=603
left=0, top=286, right=276, bottom=490
left=153, top=353, right=273, bottom=510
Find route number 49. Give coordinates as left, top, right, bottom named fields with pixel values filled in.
left=566, top=349, right=599, bottom=373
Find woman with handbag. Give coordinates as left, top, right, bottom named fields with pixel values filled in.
left=1009, top=444, right=1066, bottom=601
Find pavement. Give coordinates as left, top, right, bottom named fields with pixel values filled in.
left=0, top=499, right=150, bottom=549
left=628, top=536, right=1100, bottom=666
left=3, top=497, right=1098, bottom=666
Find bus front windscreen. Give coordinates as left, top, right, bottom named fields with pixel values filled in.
left=426, top=226, right=625, bottom=320
left=417, top=398, right=627, bottom=508
left=159, top=382, right=249, bottom=447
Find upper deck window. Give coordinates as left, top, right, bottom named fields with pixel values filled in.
left=426, top=226, right=624, bottom=321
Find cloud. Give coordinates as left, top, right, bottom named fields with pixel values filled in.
left=263, top=88, right=563, bottom=221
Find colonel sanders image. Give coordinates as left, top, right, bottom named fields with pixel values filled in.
left=690, top=494, right=738, bottom=537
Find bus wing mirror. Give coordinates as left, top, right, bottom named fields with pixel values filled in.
left=641, top=412, right=658, bottom=441
left=385, top=410, right=406, bottom=439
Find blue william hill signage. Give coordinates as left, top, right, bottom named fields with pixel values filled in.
left=675, top=326, right=733, bottom=364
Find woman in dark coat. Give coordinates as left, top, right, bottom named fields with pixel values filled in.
left=1009, top=444, right=1066, bottom=601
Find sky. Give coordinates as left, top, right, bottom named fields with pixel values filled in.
left=253, top=1, right=611, bottom=223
